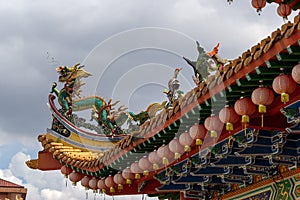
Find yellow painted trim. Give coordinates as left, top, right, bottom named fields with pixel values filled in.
left=45, top=132, right=116, bottom=152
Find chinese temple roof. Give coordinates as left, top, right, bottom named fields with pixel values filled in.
left=87, top=12, right=300, bottom=171
left=28, top=11, right=300, bottom=200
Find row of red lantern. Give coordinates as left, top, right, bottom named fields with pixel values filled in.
left=251, top=0, right=292, bottom=19
left=58, top=125, right=209, bottom=191
left=60, top=64, right=300, bottom=193
left=127, top=124, right=208, bottom=179
left=61, top=166, right=128, bottom=193
left=204, top=64, right=300, bottom=134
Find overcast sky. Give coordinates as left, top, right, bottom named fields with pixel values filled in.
left=0, top=1, right=298, bottom=199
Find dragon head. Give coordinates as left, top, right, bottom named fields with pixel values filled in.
left=56, top=63, right=92, bottom=83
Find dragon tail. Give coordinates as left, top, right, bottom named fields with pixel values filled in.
left=51, top=82, right=59, bottom=96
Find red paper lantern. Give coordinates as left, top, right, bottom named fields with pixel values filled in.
left=179, top=131, right=193, bottom=152
left=97, top=178, right=107, bottom=193
left=81, top=176, right=91, bottom=188
left=113, top=173, right=125, bottom=185
left=251, top=87, right=274, bottom=127
left=89, top=177, right=98, bottom=191
left=189, top=124, right=207, bottom=146
left=219, top=106, right=239, bottom=131
left=234, top=97, right=256, bottom=118
left=130, top=161, right=142, bottom=179
left=138, top=156, right=152, bottom=175
left=122, top=167, right=135, bottom=184
left=105, top=175, right=115, bottom=188
left=169, top=137, right=184, bottom=159
left=148, top=150, right=162, bottom=170
left=69, top=171, right=84, bottom=184
left=251, top=0, right=266, bottom=14
left=272, top=74, right=296, bottom=103
left=114, top=173, right=125, bottom=190
left=204, top=114, right=224, bottom=139
left=234, top=97, right=256, bottom=128
left=157, top=144, right=174, bottom=165
left=60, top=165, right=72, bottom=177
left=251, top=87, right=274, bottom=106
left=277, top=4, right=292, bottom=20
left=105, top=175, right=116, bottom=193
left=292, top=63, right=300, bottom=84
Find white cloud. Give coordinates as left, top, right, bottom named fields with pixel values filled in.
left=0, top=168, right=23, bottom=186
left=0, top=152, right=158, bottom=200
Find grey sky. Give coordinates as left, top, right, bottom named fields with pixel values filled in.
left=0, top=0, right=298, bottom=199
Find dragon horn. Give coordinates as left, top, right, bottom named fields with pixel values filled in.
left=111, top=100, right=120, bottom=107
left=119, top=105, right=127, bottom=110
left=107, top=98, right=112, bottom=105
left=73, top=63, right=80, bottom=68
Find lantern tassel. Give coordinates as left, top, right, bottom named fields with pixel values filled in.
left=163, top=157, right=169, bottom=165
left=226, top=122, right=233, bottom=132
left=110, top=187, right=115, bottom=193
left=281, top=93, right=289, bottom=104
left=143, top=170, right=149, bottom=176
left=244, top=123, right=247, bottom=137
left=135, top=173, right=141, bottom=179
left=174, top=152, right=181, bottom=160
left=196, top=139, right=202, bottom=154
left=241, top=115, right=249, bottom=136
left=258, top=105, right=266, bottom=127
left=196, top=139, right=202, bottom=146
left=210, top=130, right=217, bottom=138
left=118, top=184, right=123, bottom=190
left=184, top=145, right=191, bottom=153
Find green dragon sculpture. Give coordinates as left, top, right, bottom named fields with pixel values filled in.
left=51, top=63, right=127, bottom=134
left=51, top=63, right=165, bottom=134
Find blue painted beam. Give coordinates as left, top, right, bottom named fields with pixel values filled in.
left=192, top=166, right=230, bottom=176
left=211, top=155, right=252, bottom=166
left=156, top=182, right=187, bottom=191
left=172, top=175, right=206, bottom=184
left=235, top=144, right=279, bottom=156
